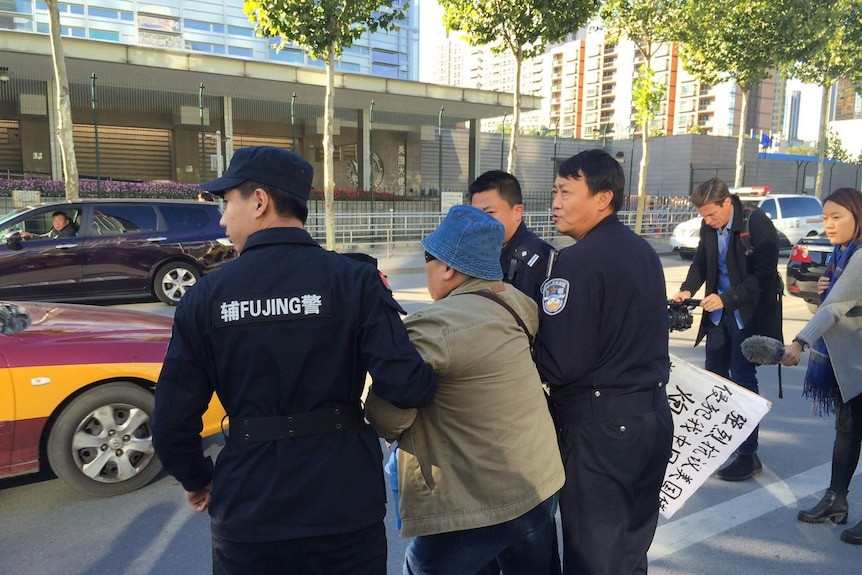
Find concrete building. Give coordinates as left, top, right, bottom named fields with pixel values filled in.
left=1, top=0, right=418, bottom=79
left=0, top=29, right=538, bottom=192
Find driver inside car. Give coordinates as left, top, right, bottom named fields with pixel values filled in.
left=20, top=211, right=77, bottom=240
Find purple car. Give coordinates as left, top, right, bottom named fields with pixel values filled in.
left=0, top=199, right=235, bottom=305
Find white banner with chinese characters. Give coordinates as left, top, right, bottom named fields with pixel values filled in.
left=660, top=355, right=772, bottom=519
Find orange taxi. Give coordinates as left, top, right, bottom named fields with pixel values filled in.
left=0, top=301, right=226, bottom=496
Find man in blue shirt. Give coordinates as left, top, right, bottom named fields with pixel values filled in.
left=672, top=177, right=783, bottom=481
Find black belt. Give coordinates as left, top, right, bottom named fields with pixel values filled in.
left=550, top=385, right=667, bottom=421
left=229, top=404, right=362, bottom=442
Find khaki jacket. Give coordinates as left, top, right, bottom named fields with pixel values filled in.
left=365, top=278, right=564, bottom=538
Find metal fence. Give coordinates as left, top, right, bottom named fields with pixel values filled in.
left=305, top=208, right=698, bottom=249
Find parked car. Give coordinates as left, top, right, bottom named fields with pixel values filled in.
left=0, top=200, right=234, bottom=305
left=669, top=188, right=824, bottom=259
left=0, top=300, right=226, bottom=496
left=786, top=235, right=832, bottom=313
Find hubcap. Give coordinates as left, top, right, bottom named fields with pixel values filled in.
left=70, top=403, right=156, bottom=484
left=162, top=268, right=197, bottom=302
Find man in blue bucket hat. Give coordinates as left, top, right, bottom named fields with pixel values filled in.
left=366, top=205, right=564, bottom=574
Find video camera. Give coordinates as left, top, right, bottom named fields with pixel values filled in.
left=667, top=298, right=701, bottom=332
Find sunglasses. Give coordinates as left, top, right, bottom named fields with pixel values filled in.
left=424, top=251, right=436, bottom=263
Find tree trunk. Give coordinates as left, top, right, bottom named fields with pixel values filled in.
left=46, top=0, right=79, bottom=201
left=815, top=83, right=829, bottom=199
left=734, top=88, right=749, bottom=188
left=635, top=117, right=649, bottom=235
left=507, top=51, right=522, bottom=174
left=323, top=47, right=336, bottom=250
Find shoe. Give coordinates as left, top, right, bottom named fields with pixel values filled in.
left=797, top=489, right=848, bottom=524
left=716, top=453, right=762, bottom=481
left=841, top=519, right=862, bottom=544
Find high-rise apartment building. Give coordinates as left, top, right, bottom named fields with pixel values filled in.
left=431, top=25, right=785, bottom=142
left=427, top=33, right=546, bottom=132
left=786, top=90, right=802, bottom=143
left=0, top=0, right=419, bottom=80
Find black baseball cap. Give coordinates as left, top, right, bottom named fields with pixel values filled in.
left=200, top=146, right=314, bottom=203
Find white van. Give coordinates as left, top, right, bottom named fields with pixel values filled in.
left=669, top=188, right=823, bottom=259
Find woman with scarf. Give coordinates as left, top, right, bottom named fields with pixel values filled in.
left=781, top=187, right=862, bottom=545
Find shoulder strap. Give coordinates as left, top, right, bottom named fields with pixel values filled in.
left=739, top=206, right=754, bottom=257
left=468, top=290, right=535, bottom=359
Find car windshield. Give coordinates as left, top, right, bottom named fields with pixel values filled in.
left=0, top=208, right=34, bottom=238
left=0, top=301, right=32, bottom=335
left=0, top=207, right=33, bottom=223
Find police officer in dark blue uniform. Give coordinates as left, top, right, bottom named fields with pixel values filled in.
left=469, top=170, right=555, bottom=305
left=150, top=146, right=438, bottom=575
left=535, top=150, right=672, bottom=575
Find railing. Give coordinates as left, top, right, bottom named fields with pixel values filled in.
left=304, top=209, right=697, bottom=249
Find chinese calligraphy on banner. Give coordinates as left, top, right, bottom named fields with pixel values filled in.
left=660, top=354, right=772, bottom=519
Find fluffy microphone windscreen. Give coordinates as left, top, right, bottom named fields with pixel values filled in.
left=741, top=335, right=786, bottom=365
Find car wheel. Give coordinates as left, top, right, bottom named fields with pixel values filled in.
left=679, top=251, right=695, bottom=260
left=46, top=383, right=162, bottom=497
left=154, top=262, right=200, bottom=305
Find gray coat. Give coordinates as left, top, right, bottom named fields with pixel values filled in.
left=795, top=247, right=862, bottom=403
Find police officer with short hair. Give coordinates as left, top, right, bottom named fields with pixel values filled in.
left=150, top=146, right=438, bottom=575
left=535, top=149, right=672, bottom=575
left=469, top=170, right=554, bottom=305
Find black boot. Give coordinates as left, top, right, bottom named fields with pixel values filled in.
left=716, top=453, right=762, bottom=481
left=797, top=489, right=848, bottom=524
left=841, top=519, right=862, bottom=544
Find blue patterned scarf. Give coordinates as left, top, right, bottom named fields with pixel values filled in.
left=803, top=240, right=861, bottom=415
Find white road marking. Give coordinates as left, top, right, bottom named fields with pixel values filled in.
left=650, top=463, right=861, bottom=560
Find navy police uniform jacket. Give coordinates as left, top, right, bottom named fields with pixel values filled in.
left=501, top=221, right=554, bottom=305
left=151, top=227, right=438, bottom=543
left=535, top=215, right=669, bottom=399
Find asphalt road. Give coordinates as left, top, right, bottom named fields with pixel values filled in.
left=1, top=253, right=860, bottom=574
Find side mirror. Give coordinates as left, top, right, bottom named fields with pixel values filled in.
left=5, top=231, right=23, bottom=251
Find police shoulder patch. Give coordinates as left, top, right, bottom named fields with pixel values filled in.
left=542, top=278, right=569, bottom=315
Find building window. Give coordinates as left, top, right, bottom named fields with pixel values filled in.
left=1, top=16, right=31, bottom=31
left=89, top=28, right=119, bottom=41
left=269, top=47, right=304, bottom=63
left=184, top=20, right=211, bottom=31
left=186, top=41, right=225, bottom=55
left=13, top=0, right=32, bottom=14
left=228, top=45, right=253, bottom=57
left=88, top=7, right=118, bottom=19
left=63, top=3, right=84, bottom=15
left=372, top=63, right=399, bottom=78
left=372, top=48, right=398, bottom=66
left=338, top=61, right=360, bottom=73
left=227, top=25, right=253, bottom=37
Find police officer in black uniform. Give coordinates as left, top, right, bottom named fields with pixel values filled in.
left=150, top=146, right=438, bottom=575
left=535, top=150, right=672, bottom=575
left=469, top=170, right=554, bottom=305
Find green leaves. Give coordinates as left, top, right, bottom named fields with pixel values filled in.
left=439, top=0, right=600, bottom=60
left=676, top=0, right=821, bottom=90
left=244, top=0, right=407, bottom=59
